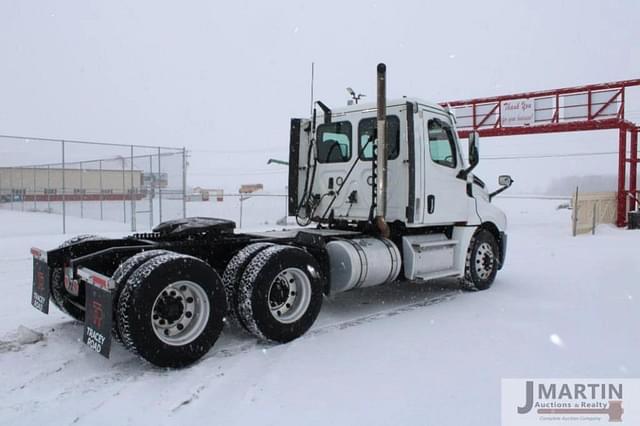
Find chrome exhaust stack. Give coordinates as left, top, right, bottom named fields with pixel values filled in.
left=375, top=63, right=390, bottom=237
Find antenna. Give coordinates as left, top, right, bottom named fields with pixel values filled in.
left=309, top=62, right=315, bottom=116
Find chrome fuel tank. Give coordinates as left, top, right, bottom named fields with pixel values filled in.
left=326, top=238, right=401, bottom=294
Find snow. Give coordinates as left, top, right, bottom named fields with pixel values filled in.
left=0, top=326, right=43, bottom=353
left=15, top=326, right=44, bottom=345
left=0, top=199, right=638, bottom=425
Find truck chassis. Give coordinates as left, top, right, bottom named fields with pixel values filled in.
left=31, top=216, right=505, bottom=367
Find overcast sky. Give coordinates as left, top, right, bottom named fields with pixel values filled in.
left=1, top=0, right=639, bottom=193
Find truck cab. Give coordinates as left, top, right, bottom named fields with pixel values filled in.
left=289, top=98, right=507, bottom=232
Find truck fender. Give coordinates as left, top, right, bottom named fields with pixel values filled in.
left=452, top=226, right=476, bottom=275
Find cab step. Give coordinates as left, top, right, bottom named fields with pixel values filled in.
left=402, top=234, right=459, bottom=280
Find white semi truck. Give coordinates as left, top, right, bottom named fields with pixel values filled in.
left=30, top=64, right=512, bottom=367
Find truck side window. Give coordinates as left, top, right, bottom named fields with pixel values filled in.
left=358, top=115, right=400, bottom=160
left=317, top=121, right=352, bottom=163
left=427, top=119, right=457, bottom=168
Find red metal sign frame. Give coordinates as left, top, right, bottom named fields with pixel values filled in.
left=442, top=79, right=640, bottom=226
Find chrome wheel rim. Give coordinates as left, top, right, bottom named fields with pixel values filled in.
left=268, top=268, right=311, bottom=324
left=151, top=280, right=209, bottom=346
left=474, top=242, right=495, bottom=280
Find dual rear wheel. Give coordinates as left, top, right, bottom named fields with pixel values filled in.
left=114, top=244, right=324, bottom=368
left=229, top=245, right=324, bottom=342
left=115, top=252, right=226, bottom=368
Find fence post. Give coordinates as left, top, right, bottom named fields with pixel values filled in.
left=239, top=195, right=243, bottom=228
left=591, top=201, right=597, bottom=235
left=572, top=186, right=579, bottom=237
left=47, top=164, right=51, bottom=213
left=157, top=147, right=162, bottom=224
left=182, top=148, right=187, bottom=218
left=79, top=161, right=84, bottom=219
left=122, top=157, right=126, bottom=223
left=148, top=154, right=153, bottom=229
left=62, top=140, right=66, bottom=234
left=33, top=167, right=36, bottom=211
left=99, top=160, right=103, bottom=221
left=130, top=145, right=136, bottom=232
left=9, top=167, right=13, bottom=210
left=20, top=167, right=24, bottom=211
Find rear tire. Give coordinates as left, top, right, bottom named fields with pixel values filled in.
left=110, top=249, right=171, bottom=341
left=222, top=242, right=274, bottom=329
left=460, top=229, right=499, bottom=291
left=236, top=245, right=324, bottom=342
left=116, top=253, right=226, bottom=368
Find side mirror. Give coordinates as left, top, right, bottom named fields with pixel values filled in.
left=490, top=175, right=514, bottom=200
left=498, top=175, right=513, bottom=187
left=457, top=131, right=480, bottom=180
left=468, top=131, right=480, bottom=168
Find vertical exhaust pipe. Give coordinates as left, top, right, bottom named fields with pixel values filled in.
left=375, top=63, right=390, bottom=237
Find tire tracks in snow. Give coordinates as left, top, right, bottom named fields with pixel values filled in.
left=167, top=290, right=460, bottom=414
left=203, top=290, right=459, bottom=361
left=309, top=291, right=459, bottom=336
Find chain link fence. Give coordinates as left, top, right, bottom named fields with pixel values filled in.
left=185, top=192, right=290, bottom=230
left=0, top=135, right=186, bottom=234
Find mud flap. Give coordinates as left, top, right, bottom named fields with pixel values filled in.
left=83, top=284, right=113, bottom=358
left=31, top=258, right=50, bottom=314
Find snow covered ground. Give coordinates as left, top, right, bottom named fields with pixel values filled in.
left=0, top=198, right=638, bottom=426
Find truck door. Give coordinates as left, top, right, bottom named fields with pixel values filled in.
left=421, top=116, right=469, bottom=225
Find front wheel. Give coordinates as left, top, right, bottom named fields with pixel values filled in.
left=461, top=229, right=499, bottom=291
left=236, top=245, right=324, bottom=342
left=116, top=252, right=226, bottom=368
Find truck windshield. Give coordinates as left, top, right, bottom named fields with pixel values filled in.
left=358, top=115, right=400, bottom=160
left=317, top=121, right=352, bottom=163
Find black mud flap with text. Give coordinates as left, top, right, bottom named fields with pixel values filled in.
left=83, top=284, right=113, bottom=358
left=31, top=258, right=50, bottom=314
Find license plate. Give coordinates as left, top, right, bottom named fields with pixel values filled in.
left=83, top=284, right=113, bottom=358
left=31, top=258, right=50, bottom=314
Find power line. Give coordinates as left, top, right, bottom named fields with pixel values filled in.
left=190, top=147, right=286, bottom=154
left=191, top=150, right=634, bottom=172
left=190, top=170, right=287, bottom=177
left=481, top=151, right=621, bottom=160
